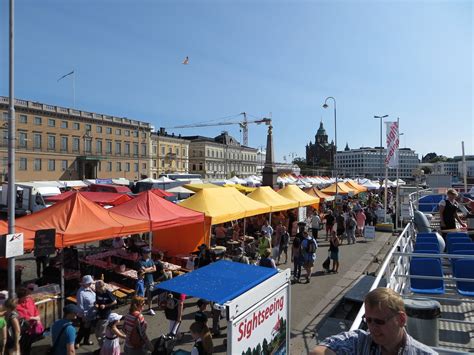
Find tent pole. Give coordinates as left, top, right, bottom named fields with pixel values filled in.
left=60, top=236, right=64, bottom=318
left=243, top=218, right=247, bottom=236
left=269, top=212, right=272, bottom=225
left=383, top=167, right=388, bottom=223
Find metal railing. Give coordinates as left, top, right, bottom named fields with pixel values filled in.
left=350, top=189, right=474, bottom=333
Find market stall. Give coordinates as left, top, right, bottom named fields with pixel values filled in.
left=248, top=186, right=298, bottom=212
left=320, top=182, right=354, bottom=195
left=179, top=187, right=270, bottom=225
left=44, top=191, right=133, bottom=206
left=345, top=180, right=368, bottom=193
left=303, top=187, right=335, bottom=202
left=110, top=190, right=206, bottom=256
left=16, top=192, right=149, bottom=248
left=156, top=260, right=291, bottom=355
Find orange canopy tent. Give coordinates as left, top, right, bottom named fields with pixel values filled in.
left=45, top=191, right=133, bottom=206
left=0, top=220, right=36, bottom=250
left=345, top=180, right=368, bottom=193
left=321, top=182, right=355, bottom=195
left=110, top=190, right=207, bottom=255
left=16, top=192, right=149, bottom=248
left=303, top=187, right=335, bottom=202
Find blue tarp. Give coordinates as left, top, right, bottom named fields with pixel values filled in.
left=154, top=260, right=278, bottom=304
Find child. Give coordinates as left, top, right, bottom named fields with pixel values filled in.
left=190, top=322, right=213, bottom=355
left=100, top=313, right=126, bottom=355
left=194, top=299, right=209, bottom=325
left=135, top=271, right=145, bottom=297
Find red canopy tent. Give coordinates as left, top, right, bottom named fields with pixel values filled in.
left=16, top=192, right=149, bottom=248
left=149, top=189, right=174, bottom=198
left=45, top=191, right=133, bottom=206
left=111, top=190, right=207, bottom=255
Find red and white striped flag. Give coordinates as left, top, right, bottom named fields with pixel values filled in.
left=385, top=121, right=399, bottom=168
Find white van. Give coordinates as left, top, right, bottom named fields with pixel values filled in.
left=0, top=182, right=61, bottom=215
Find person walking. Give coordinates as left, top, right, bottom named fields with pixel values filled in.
left=346, top=212, right=357, bottom=245
left=75, top=275, right=96, bottom=348
left=291, top=232, right=303, bottom=283
left=123, top=297, right=153, bottom=355
left=100, top=313, right=126, bottom=355
left=16, top=287, right=44, bottom=353
left=311, top=212, right=321, bottom=239
left=324, top=210, right=335, bottom=241
left=94, top=280, right=117, bottom=347
left=51, top=304, right=81, bottom=355
left=300, top=230, right=318, bottom=283
left=4, top=299, right=20, bottom=355
left=278, top=225, right=290, bottom=264
left=356, top=209, right=366, bottom=238
left=329, top=231, right=340, bottom=273
left=336, top=211, right=346, bottom=244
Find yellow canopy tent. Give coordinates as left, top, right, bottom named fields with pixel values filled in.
left=321, top=182, right=355, bottom=195
left=277, top=185, right=319, bottom=207
left=346, top=180, right=368, bottom=193
left=248, top=186, right=299, bottom=212
left=303, top=187, right=335, bottom=202
left=224, top=184, right=256, bottom=194
left=183, top=183, right=221, bottom=192
left=179, top=187, right=271, bottom=225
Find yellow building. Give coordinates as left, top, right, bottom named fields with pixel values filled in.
left=0, top=97, right=152, bottom=182
left=151, top=129, right=190, bottom=178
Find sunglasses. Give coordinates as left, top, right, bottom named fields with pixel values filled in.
left=362, top=313, right=397, bottom=326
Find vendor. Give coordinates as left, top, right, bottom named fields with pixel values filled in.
left=214, top=224, right=227, bottom=246
left=195, top=244, right=212, bottom=269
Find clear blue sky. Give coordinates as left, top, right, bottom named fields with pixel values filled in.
left=0, top=0, right=472, bottom=162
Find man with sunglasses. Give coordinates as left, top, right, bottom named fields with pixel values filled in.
left=310, top=288, right=437, bottom=354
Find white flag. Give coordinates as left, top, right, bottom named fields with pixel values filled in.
left=385, top=121, right=399, bottom=168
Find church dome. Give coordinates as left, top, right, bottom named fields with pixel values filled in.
left=316, top=122, right=327, bottom=136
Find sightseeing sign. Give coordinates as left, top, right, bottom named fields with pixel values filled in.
left=231, top=286, right=289, bottom=355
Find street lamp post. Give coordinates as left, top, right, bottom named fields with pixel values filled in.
left=323, top=97, right=338, bottom=203
left=373, top=115, right=388, bottom=180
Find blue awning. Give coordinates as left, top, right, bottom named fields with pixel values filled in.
left=154, top=260, right=278, bottom=304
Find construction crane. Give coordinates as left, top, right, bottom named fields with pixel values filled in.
left=167, top=112, right=271, bottom=146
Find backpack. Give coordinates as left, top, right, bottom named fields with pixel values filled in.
left=305, top=238, right=317, bottom=254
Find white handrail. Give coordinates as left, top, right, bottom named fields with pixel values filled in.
left=349, top=222, right=411, bottom=331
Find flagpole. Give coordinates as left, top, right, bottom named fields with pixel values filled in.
left=7, top=0, right=16, bottom=298
left=384, top=166, right=388, bottom=223
left=395, top=118, right=400, bottom=231
left=72, top=69, right=76, bottom=108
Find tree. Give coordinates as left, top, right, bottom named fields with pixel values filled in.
left=422, top=152, right=437, bottom=163
left=421, top=166, right=432, bottom=174
left=262, top=338, right=269, bottom=354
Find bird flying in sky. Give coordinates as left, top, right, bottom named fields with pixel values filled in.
left=182, top=56, right=189, bottom=65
